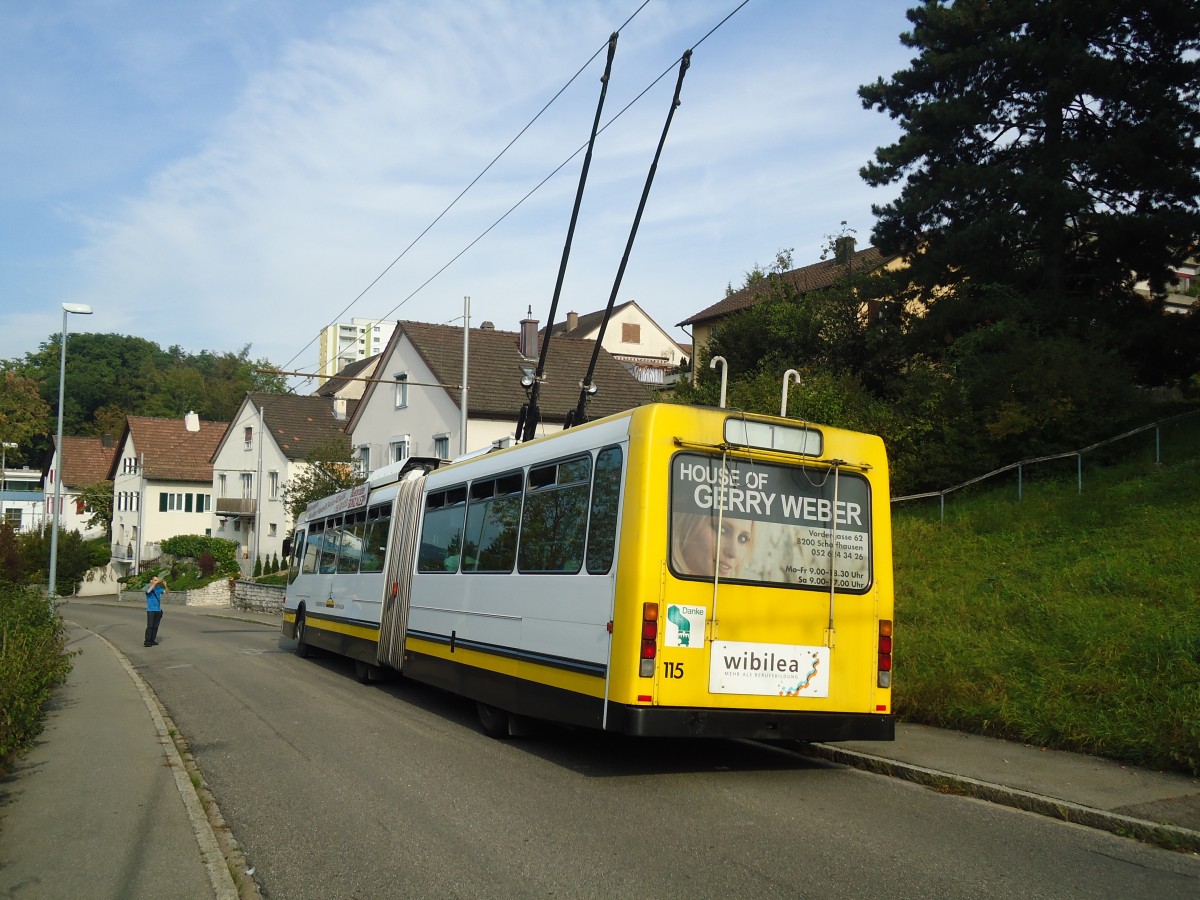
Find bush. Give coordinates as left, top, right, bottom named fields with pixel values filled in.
left=197, top=552, right=216, bottom=577
left=160, top=535, right=240, bottom=578
left=0, top=583, right=73, bottom=775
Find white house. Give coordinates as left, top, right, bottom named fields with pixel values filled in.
left=42, top=434, right=118, bottom=539
left=544, top=300, right=689, bottom=387
left=109, top=412, right=226, bottom=575
left=345, top=317, right=655, bottom=473
left=312, top=353, right=379, bottom=402
left=210, top=392, right=355, bottom=570
left=2, top=464, right=44, bottom=534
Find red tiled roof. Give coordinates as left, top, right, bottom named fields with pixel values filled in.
left=678, top=246, right=890, bottom=327
left=114, top=416, right=228, bottom=482
left=246, top=393, right=356, bottom=460
left=53, top=435, right=118, bottom=488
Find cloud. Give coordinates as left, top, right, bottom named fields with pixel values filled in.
left=1, top=1, right=914, bottom=372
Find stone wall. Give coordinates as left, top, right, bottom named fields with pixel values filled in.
left=232, top=580, right=285, bottom=615
left=119, top=578, right=232, bottom=608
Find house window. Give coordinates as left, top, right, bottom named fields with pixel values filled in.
left=185, top=493, right=193, bottom=513
left=621, top=322, right=641, bottom=344
left=199, top=493, right=210, bottom=513
left=269, top=471, right=279, bottom=499
left=122, top=457, right=139, bottom=474
left=394, top=372, right=409, bottom=408
left=269, top=523, right=278, bottom=537
left=218, top=474, right=227, bottom=497
left=244, top=426, right=253, bottom=449
left=433, top=434, right=450, bottom=459
left=356, top=445, right=371, bottom=476
left=241, top=473, right=253, bottom=499
left=4, top=509, right=20, bottom=528
left=390, top=436, right=410, bottom=464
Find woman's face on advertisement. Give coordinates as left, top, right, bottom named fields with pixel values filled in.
left=682, top=517, right=753, bottom=577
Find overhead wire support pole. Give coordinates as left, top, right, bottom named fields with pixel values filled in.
left=520, top=33, right=619, bottom=444
left=571, top=49, right=692, bottom=428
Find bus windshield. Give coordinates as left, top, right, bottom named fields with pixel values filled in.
left=669, top=452, right=872, bottom=593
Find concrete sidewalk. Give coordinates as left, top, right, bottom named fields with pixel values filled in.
left=2, top=603, right=1198, bottom=900
left=0, top=623, right=238, bottom=900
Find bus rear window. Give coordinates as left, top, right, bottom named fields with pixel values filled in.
left=669, top=452, right=872, bottom=593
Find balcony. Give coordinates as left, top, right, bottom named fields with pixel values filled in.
left=112, top=543, right=135, bottom=561
left=215, top=498, right=257, bottom=516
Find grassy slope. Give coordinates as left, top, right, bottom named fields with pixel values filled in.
left=892, top=428, right=1200, bottom=775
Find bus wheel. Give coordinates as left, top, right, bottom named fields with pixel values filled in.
left=476, top=702, right=510, bottom=738
left=354, top=660, right=376, bottom=684
left=294, top=611, right=311, bottom=658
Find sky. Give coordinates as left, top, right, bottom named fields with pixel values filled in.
left=1, top=0, right=916, bottom=383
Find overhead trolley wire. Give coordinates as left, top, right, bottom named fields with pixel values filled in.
left=284, top=0, right=751, bottom=380
left=283, top=0, right=652, bottom=374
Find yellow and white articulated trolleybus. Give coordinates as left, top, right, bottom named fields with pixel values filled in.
left=281, top=402, right=895, bottom=740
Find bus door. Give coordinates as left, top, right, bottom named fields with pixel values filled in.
left=659, top=451, right=876, bottom=711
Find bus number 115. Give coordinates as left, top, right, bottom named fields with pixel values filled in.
left=663, top=661, right=685, bottom=679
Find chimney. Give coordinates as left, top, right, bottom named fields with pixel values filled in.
left=520, top=306, right=539, bottom=359
left=834, top=235, right=856, bottom=265
left=480, top=321, right=495, bottom=330
left=333, top=397, right=347, bottom=420
left=101, top=433, right=114, bottom=449
left=566, top=310, right=579, bottom=333
left=184, top=411, right=200, bottom=432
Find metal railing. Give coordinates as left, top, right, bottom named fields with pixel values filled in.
left=893, top=409, right=1200, bottom=522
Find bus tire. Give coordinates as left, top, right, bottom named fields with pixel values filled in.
left=476, top=701, right=510, bottom=738
left=354, top=660, right=376, bottom=684
left=294, top=610, right=311, bottom=658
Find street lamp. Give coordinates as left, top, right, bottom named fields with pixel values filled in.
left=0, top=442, right=16, bottom=527
left=48, top=302, right=93, bottom=610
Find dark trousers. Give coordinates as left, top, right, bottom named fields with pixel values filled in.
left=145, top=610, right=163, bottom=645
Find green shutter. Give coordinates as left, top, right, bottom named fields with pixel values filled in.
left=159, top=492, right=168, bottom=512
left=185, top=493, right=194, bottom=512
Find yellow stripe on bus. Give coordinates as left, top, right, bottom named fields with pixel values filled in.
left=310, top=617, right=380, bottom=643
left=404, top=635, right=607, bottom=699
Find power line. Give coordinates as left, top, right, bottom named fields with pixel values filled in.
left=284, top=0, right=652, bottom=373
left=288, top=0, right=751, bottom=379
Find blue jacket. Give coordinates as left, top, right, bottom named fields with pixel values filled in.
left=146, top=584, right=165, bottom=612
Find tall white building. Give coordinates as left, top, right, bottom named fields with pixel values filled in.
left=317, top=318, right=393, bottom=383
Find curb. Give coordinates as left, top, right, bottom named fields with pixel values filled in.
left=84, top=628, right=261, bottom=898
left=796, top=742, right=1200, bottom=855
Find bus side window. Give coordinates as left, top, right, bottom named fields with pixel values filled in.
left=359, top=505, right=389, bottom=574
left=337, top=510, right=365, bottom=574
left=462, top=471, right=521, bottom=573
left=419, top=486, right=467, bottom=572
left=586, top=446, right=622, bottom=574
left=302, top=524, right=321, bottom=575
left=319, top=515, right=342, bottom=573
left=518, top=455, right=590, bottom=573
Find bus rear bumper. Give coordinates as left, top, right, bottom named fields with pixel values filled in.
left=619, top=707, right=894, bottom=742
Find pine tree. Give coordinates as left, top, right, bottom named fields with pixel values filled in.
left=860, top=1, right=1200, bottom=343
left=253, top=554, right=262, bottom=578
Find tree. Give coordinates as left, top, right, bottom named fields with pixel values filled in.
left=279, top=439, right=362, bottom=523
left=0, top=371, right=51, bottom=464
left=75, top=480, right=115, bottom=539
left=860, top=1, right=1200, bottom=352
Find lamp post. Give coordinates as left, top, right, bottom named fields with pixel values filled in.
left=0, top=442, right=16, bottom=527
left=48, top=302, right=93, bottom=610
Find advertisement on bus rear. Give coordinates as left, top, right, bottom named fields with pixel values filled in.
left=669, top=452, right=872, bottom=592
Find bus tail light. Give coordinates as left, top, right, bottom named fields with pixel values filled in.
left=640, top=602, right=659, bottom=677
left=877, top=619, right=893, bottom=688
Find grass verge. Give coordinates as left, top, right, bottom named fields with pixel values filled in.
left=893, top=428, right=1200, bottom=775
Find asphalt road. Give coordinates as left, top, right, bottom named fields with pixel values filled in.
left=66, top=602, right=1200, bottom=899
